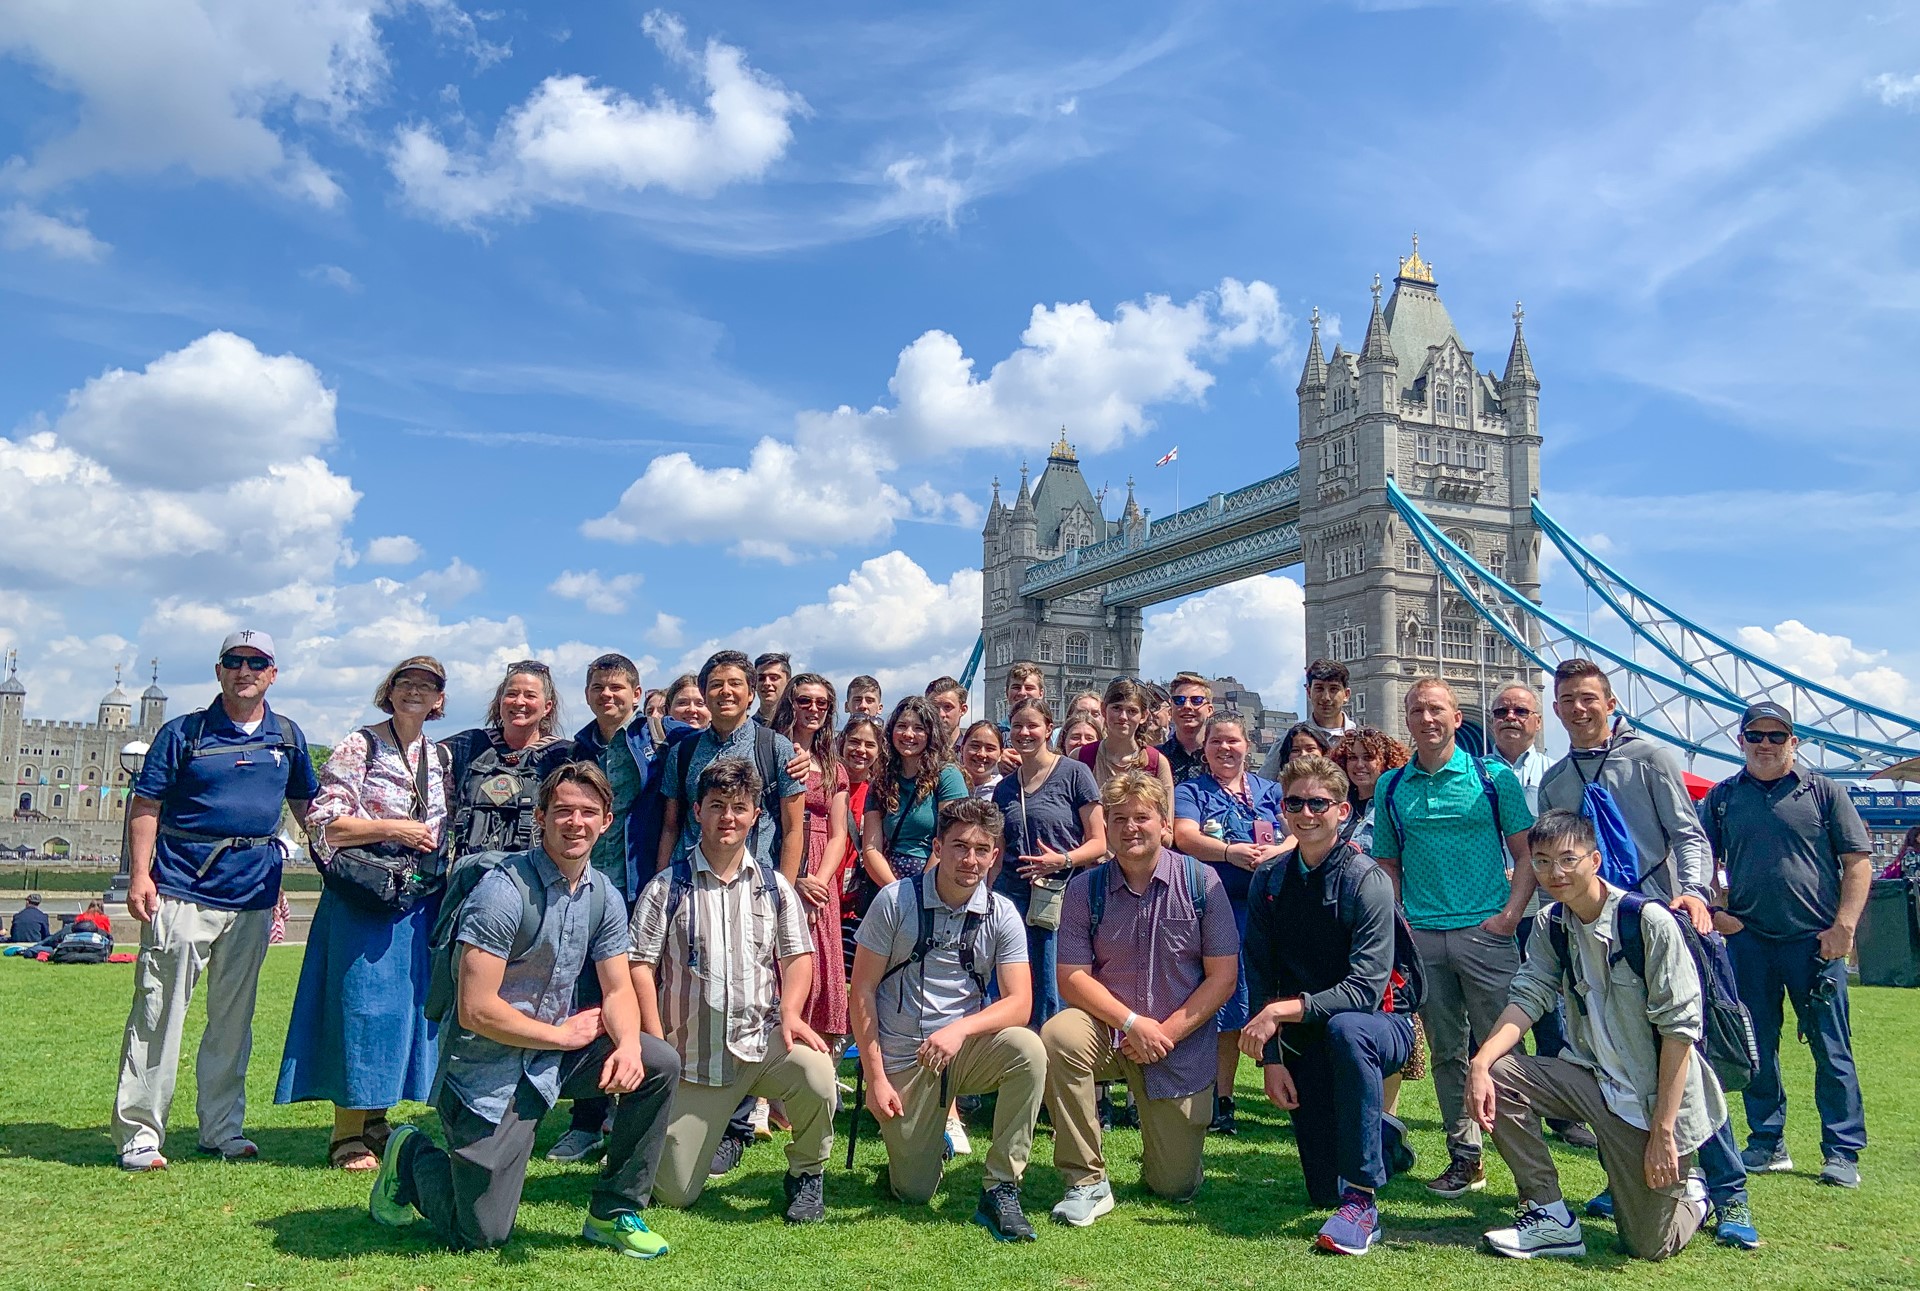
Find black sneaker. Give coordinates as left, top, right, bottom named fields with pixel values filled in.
left=1208, top=1095, right=1238, bottom=1136
left=1382, top=1113, right=1417, bottom=1179
left=1097, top=1090, right=1115, bottom=1131
left=973, top=1182, right=1038, bottom=1242
left=708, top=1131, right=750, bottom=1178
left=1426, top=1153, right=1486, bottom=1198
left=1111, top=1095, right=1140, bottom=1130
left=1550, top=1119, right=1600, bottom=1151
left=783, top=1170, right=825, bottom=1224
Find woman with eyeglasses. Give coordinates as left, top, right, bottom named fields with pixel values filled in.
left=664, top=672, right=710, bottom=730
left=1074, top=678, right=1176, bottom=809
left=1329, top=727, right=1411, bottom=856
left=861, top=695, right=968, bottom=887
left=276, top=656, right=451, bottom=1172
left=1172, top=713, right=1293, bottom=1137
left=772, top=674, right=851, bottom=1044
left=959, top=720, right=1007, bottom=799
left=443, top=660, right=573, bottom=859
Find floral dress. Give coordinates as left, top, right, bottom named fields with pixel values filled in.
left=802, top=761, right=851, bottom=1036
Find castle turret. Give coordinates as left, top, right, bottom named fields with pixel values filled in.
left=1296, top=306, right=1327, bottom=435
left=140, top=658, right=167, bottom=730
left=97, top=665, right=133, bottom=730
left=1357, top=274, right=1398, bottom=413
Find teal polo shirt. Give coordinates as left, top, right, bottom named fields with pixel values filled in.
left=1372, top=744, right=1533, bottom=931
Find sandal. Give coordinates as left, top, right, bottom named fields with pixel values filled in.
left=361, top=1113, right=393, bottom=1157
left=329, top=1135, right=379, bottom=1171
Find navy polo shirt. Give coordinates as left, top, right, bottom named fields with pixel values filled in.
left=134, top=702, right=319, bottom=912
left=1701, top=768, right=1872, bottom=940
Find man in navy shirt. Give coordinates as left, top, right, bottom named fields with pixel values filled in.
left=112, top=630, right=319, bottom=1172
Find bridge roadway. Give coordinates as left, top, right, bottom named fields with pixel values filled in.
left=1018, top=466, right=1302, bottom=607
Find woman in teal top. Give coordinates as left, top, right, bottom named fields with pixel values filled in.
left=860, top=694, right=967, bottom=882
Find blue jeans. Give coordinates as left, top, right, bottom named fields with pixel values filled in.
left=1728, top=931, right=1865, bottom=1162
left=1283, top=1011, right=1414, bottom=1204
left=1024, top=923, right=1060, bottom=1029
left=1697, top=1119, right=1749, bottom=1209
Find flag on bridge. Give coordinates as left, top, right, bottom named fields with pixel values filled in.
left=1155, top=446, right=1179, bottom=467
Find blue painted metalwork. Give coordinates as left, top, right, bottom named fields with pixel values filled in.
left=1099, top=522, right=1301, bottom=606
left=1387, top=480, right=1920, bottom=777
left=958, top=633, right=984, bottom=690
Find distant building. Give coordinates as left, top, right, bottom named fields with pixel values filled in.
left=0, top=653, right=169, bottom=859
left=1206, top=676, right=1297, bottom=755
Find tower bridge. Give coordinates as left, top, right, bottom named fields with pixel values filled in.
left=979, top=239, right=1920, bottom=774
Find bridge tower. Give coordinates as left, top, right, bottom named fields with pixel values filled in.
left=981, top=432, right=1144, bottom=718
left=1297, top=239, right=1543, bottom=742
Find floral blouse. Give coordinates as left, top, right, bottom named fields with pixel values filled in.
left=307, top=724, right=449, bottom=859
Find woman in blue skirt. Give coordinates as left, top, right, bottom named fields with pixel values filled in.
left=276, top=656, right=450, bottom=1170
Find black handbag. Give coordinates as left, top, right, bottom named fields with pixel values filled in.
left=321, top=724, right=449, bottom=914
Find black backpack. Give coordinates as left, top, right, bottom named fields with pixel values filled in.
left=1546, top=894, right=1761, bottom=1094
left=665, top=723, right=786, bottom=862
left=50, top=927, right=114, bottom=964
left=1087, top=852, right=1208, bottom=940
left=877, top=871, right=991, bottom=1000
left=659, top=853, right=786, bottom=976
left=449, top=739, right=553, bottom=859
left=1248, top=842, right=1426, bottom=1015
left=423, top=849, right=608, bottom=1024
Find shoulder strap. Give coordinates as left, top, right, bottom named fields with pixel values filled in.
left=1472, top=756, right=1504, bottom=830
left=1183, top=851, right=1207, bottom=919
left=1087, top=860, right=1111, bottom=941
left=1615, top=892, right=1649, bottom=980
left=673, top=734, right=700, bottom=806
left=502, top=853, right=547, bottom=964
left=181, top=709, right=209, bottom=765
left=880, top=872, right=936, bottom=985
left=752, top=723, right=781, bottom=799
left=1379, top=765, right=1408, bottom=854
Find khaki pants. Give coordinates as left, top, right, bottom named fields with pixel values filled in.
left=1041, top=1008, right=1210, bottom=1200
left=876, top=1028, right=1046, bottom=1204
left=112, top=897, right=272, bottom=1158
left=1490, top=1054, right=1703, bottom=1262
left=655, top=1041, right=837, bottom=1208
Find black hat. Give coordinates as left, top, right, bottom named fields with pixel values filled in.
left=1740, top=701, right=1793, bottom=731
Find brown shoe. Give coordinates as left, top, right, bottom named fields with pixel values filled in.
left=1425, top=1153, right=1486, bottom=1198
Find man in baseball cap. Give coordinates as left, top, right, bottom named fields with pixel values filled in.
left=217, top=628, right=276, bottom=662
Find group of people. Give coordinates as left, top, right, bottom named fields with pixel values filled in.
left=101, top=631, right=1872, bottom=1263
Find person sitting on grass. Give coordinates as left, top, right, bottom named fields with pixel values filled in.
left=1239, top=755, right=1417, bottom=1256
left=368, top=762, right=680, bottom=1258
left=850, top=796, right=1045, bottom=1241
left=1466, top=809, right=1721, bottom=1262
left=629, top=756, right=837, bottom=1223
left=1041, top=770, right=1238, bottom=1227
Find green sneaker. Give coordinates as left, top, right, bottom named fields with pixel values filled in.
left=368, top=1124, right=421, bottom=1227
left=582, top=1211, right=669, bottom=1259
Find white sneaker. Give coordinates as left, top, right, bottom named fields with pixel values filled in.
left=1484, top=1201, right=1586, bottom=1259
left=750, top=1098, right=772, bottom=1141
left=1051, top=1180, right=1115, bottom=1227
left=946, top=1112, right=972, bottom=1156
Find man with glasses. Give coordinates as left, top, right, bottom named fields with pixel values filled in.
left=1467, top=810, right=1721, bottom=1262
left=1701, top=702, right=1871, bottom=1190
left=1158, top=673, right=1214, bottom=786
left=112, top=630, right=320, bottom=1171
left=1240, top=755, right=1416, bottom=1256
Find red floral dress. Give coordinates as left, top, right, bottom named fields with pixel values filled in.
left=802, top=761, right=851, bottom=1036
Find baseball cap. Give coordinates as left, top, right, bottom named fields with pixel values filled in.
left=217, top=628, right=276, bottom=661
left=1740, top=700, right=1793, bottom=731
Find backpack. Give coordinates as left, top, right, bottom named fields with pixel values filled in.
left=1087, top=851, right=1208, bottom=942
left=877, top=870, right=991, bottom=1000
left=620, top=723, right=698, bottom=897
left=50, top=927, right=114, bottom=964
left=449, top=739, right=551, bottom=859
left=1249, top=842, right=1427, bottom=1014
left=1546, top=893, right=1761, bottom=1094
left=423, top=849, right=607, bottom=1024
left=1569, top=747, right=1646, bottom=891
left=666, top=723, right=786, bottom=861
left=1377, top=755, right=1506, bottom=863
left=179, top=707, right=297, bottom=766
left=659, top=852, right=786, bottom=976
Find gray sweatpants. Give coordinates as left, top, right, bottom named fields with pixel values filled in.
left=1413, top=924, right=1519, bottom=1158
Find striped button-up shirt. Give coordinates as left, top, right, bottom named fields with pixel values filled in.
left=630, top=846, right=812, bottom=1086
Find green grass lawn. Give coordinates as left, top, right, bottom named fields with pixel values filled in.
left=2, top=950, right=1914, bottom=1290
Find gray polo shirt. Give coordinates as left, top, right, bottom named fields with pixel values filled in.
left=855, top=874, right=1026, bottom=1074
left=1700, top=767, right=1871, bottom=940
left=439, top=850, right=630, bottom=1123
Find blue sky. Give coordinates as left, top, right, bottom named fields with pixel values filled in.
left=1, top=0, right=1918, bottom=747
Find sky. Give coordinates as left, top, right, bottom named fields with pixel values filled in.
left=1, top=0, right=1918, bottom=755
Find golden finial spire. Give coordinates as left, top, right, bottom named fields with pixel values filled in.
left=1397, top=233, right=1435, bottom=285
left=1050, top=427, right=1076, bottom=461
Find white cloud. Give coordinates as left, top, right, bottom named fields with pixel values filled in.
left=672, top=551, right=980, bottom=701
left=362, top=534, right=422, bottom=565
left=1733, top=620, right=1914, bottom=713
left=391, top=10, right=804, bottom=225
left=645, top=612, right=685, bottom=650
left=1141, top=574, right=1305, bottom=705
left=549, top=568, right=643, bottom=614
left=0, top=204, right=108, bottom=260
left=50, top=331, right=337, bottom=490
left=305, top=263, right=361, bottom=292
left=410, top=557, right=482, bottom=605
left=586, top=278, right=1287, bottom=558
left=1870, top=72, right=1920, bottom=108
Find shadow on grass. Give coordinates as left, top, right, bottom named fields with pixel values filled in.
left=256, top=1206, right=584, bottom=1263
left=0, top=1122, right=336, bottom=1170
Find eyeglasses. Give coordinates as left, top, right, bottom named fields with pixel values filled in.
left=1743, top=730, right=1792, bottom=746
left=1281, top=796, right=1337, bottom=815
left=1531, top=852, right=1594, bottom=874
left=1492, top=705, right=1534, bottom=718
left=390, top=677, right=442, bottom=694
left=1171, top=694, right=1211, bottom=707
left=219, top=654, right=272, bottom=672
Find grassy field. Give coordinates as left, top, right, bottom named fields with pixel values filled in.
left=1, top=951, right=1914, bottom=1291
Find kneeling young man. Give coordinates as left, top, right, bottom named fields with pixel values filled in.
left=1043, top=770, right=1239, bottom=1226
left=1240, top=755, right=1416, bottom=1256
left=850, top=797, right=1046, bottom=1240
left=370, top=763, right=679, bottom=1258
left=1467, top=809, right=1722, bottom=1262
left=630, top=757, right=837, bottom=1222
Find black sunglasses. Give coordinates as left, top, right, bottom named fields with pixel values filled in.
left=1171, top=694, right=1211, bottom=706
left=1743, top=729, right=1792, bottom=745
left=219, top=653, right=272, bottom=672
left=1282, top=795, right=1338, bottom=815
left=1492, top=705, right=1534, bottom=718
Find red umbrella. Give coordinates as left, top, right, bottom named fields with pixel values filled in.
left=1682, top=771, right=1715, bottom=802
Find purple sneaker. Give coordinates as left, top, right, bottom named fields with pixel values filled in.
left=1316, top=1188, right=1380, bottom=1255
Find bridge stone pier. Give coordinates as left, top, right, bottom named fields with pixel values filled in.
left=982, top=239, right=1544, bottom=745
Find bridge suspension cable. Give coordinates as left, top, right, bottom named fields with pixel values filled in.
left=1386, top=480, right=1920, bottom=778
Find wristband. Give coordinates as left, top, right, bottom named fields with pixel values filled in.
left=1120, top=1011, right=1138, bottom=1034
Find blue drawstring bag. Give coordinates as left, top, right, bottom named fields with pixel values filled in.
left=1575, top=744, right=1644, bottom=890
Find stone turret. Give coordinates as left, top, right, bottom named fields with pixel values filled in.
left=140, top=658, right=167, bottom=730
left=97, top=665, right=132, bottom=729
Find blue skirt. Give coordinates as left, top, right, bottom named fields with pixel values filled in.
left=1215, top=897, right=1251, bottom=1032
left=275, top=887, right=440, bottom=1108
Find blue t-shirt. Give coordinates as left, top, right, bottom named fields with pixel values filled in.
left=134, top=702, right=320, bottom=911
left=870, top=765, right=968, bottom=878
left=660, top=721, right=804, bottom=869
left=992, top=756, right=1100, bottom=905
left=1175, top=772, right=1287, bottom=906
